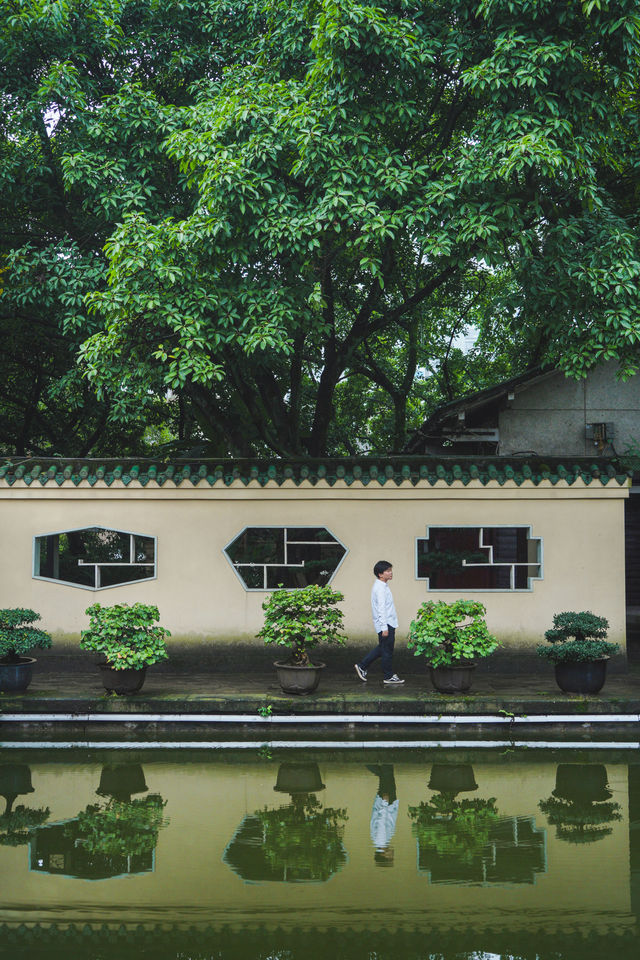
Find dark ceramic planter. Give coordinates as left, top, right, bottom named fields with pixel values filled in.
left=553, top=764, right=611, bottom=803
left=554, top=659, right=608, bottom=695
left=99, top=664, right=147, bottom=695
left=428, top=763, right=478, bottom=796
left=97, top=764, right=149, bottom=801
left=0, top=657, right=36, bottom=693
left=274, top=661, right=325, bottom=695
left=430, top=662, right=476, bottom=694
left=0, top=764, right=34, bottom=798
left=0, top=763, right=35, bottom=814
left=274, top=762, right=325, bottom=795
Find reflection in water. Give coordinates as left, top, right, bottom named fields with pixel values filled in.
left=30, top=763, right=167, bottom=879
left=3, top=919, right=639, bottom=960
left=224, top=762, right=347, bottom=882
left=96, top=763, right=149, bottom=802
left=428, top=762, right=478, bottom=796
left=367, top=764, right=398, bottom=866
left=0, top=749, right=636, bottom=960
left=409, top=787, right=500, bottom=882
left=539, top=764, right=622, bottom=844
left=0, top=763, right=49, bottom=847
left=273, top=761, right=325, bottom=796
left=410, top=764, right=546, bottom=884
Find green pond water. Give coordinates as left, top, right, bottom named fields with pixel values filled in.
left=0, top=746, right=638, bottom=960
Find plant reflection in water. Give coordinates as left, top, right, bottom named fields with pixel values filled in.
left=224, top=761, right=347, bottom=882
left=30, top=763, right=167, bottom=880
left=539, top=764, right=622, bottom=844
left=0, top=763, right=49, bottom=847
left=410, top=763, right=546, bottom=884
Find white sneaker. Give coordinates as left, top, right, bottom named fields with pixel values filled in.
left=383, top=674, right=405, bottom=685
left=355, top=664, right=367, bottom=682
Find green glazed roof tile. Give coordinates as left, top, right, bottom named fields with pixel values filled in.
left=0, top=456, right=631, bottom=489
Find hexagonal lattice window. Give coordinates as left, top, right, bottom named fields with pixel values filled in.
left=33, top=526, right=156, bottom=590
left=224, top=526, right=347, bottom=590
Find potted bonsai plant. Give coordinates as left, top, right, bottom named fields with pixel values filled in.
left=537, top=611, right=618, bottom=694
left=258, top=584, right=346, bottom=694
left=80, top=602, right=170, bottom=695
left=407, top=599, right=499, bottom=693
left=0, top=608, right=52, bottom=692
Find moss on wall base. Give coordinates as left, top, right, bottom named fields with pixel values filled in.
left=40, top=631, right=628, bottom=676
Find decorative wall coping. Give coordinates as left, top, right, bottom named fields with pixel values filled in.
left=0, top=456, right=630, bottom=488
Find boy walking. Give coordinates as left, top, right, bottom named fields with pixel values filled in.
left=355, top=560, right=405, bottom=685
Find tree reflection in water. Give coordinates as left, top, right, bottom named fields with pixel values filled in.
left=224, top=762, right=347, bottom=882
left=539, top=764, right=622, bottom=844
left=410, top=764, right=546, bottom=884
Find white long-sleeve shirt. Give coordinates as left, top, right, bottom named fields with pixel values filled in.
left=371, top=578, right=398, bottom=634
left=370, top=795, right=399, bottom=850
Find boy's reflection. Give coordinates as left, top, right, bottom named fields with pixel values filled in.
left=367, top=764, right=398, bottom=866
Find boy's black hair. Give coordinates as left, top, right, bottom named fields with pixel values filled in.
left=373, top=560, right=393, bottom=578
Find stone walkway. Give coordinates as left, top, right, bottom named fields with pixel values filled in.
left=1, top=659, right=639, bottom=720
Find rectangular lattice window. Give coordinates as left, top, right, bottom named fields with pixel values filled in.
left=416, top=526, right=542, bottom=591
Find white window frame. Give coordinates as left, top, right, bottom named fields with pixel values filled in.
left=415, top=524, right=543, bottom=592
left=223, top=525, right=348, bottom=592
left=33, top=525, right=157, bottom=591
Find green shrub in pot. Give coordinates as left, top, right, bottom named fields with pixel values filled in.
left=258, top=585, right=346, bottom=666
left=81, top=603, right=170, bottom=694
left=408, top=599, right=499, bottom=694
left=408, top=599, right=499, bottom=666
left=81, top=602, right=170, bottom=670
left=258, top=584, right=346, bottom=694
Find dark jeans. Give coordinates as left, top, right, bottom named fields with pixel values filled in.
left=359, top=625, right=396, bottom=679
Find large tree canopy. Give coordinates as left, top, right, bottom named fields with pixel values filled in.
left=2, top=0, right=640, bottom=457
left=0, top=0, right=263, bottom=454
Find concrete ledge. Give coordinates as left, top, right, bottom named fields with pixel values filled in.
left=1, top=663, right=637, bottom=741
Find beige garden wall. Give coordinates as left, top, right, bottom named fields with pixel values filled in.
left=0, top=477, right=628, bottom=656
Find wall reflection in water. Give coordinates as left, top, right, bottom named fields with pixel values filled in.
left=29, top=763, right=167, bottom=880
left=0, top=749, right=637, bottom=960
